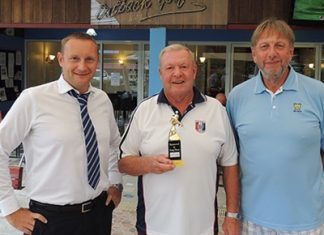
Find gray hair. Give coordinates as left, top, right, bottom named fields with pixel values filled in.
left=159, top=44, right=196, bottom=67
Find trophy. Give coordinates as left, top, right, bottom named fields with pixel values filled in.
left=168, top=113, right=184, bottom=166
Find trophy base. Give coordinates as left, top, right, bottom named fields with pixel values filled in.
left=172, top=160, right=184, bottom=167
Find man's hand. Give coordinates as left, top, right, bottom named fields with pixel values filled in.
left=5, top=208, right=47, bottom=235
left=144, top=155, right=176, bottom=174
left=106, top=186, right=122, bottom=207
left=118, top=154, right=176, bottom=176
left=222, top=217, right=241, bottom=235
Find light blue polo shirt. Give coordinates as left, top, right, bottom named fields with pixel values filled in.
left=227, top=67, right=324, bottom=231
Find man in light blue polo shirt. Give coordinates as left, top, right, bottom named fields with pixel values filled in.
left=227, top=18, right=324, bottom=234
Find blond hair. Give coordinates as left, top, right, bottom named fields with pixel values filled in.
left=251, top=18, right=295, bottom=47
left=61, top=32, right=98, bottom=53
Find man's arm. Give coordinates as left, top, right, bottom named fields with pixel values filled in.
left=118, top=155, right=175, bottom=176
left=0, top=92, right=30, bottom=216
left=0, top=91, right=47, bottom=234
left=222, top=164, right=241, bottom=235
left=106, top=102, right=123, bottom=207
left=223, top=164, right=240, bottom=213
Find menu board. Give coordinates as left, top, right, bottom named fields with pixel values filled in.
left=0, top=50, right=22, bottom=102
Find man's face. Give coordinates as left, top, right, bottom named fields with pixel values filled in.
left=159, top=49, right=197, bottom=98
left=252, top=31, right=294, bottom=81
left=57, top=38, right=98, bottom=94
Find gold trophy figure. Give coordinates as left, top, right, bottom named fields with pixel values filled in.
left=168, top=113, right=184, bottom=167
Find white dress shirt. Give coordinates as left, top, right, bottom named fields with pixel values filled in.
left=0, top=75, right=121, bottom=216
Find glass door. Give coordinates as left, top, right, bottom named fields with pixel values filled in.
left=185, top=44, right=228, bottom=98
left=230, top=44, right=321, bottom=89
left=96, top=42, right=149, bottom=133
left=231, top=45, right=256, bottom=88
left=291, top=45, right=317, bottom=79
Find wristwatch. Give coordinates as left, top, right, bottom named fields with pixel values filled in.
left=111, top=184, right=123, bottom=192
left=225, top=211, right=241, bottom=220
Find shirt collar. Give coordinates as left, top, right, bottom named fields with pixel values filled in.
left=157, top=87, right=206, bottom=105
left=57, top=74, right=95, bottom=95
left=254, top=65, right=299, bottom=94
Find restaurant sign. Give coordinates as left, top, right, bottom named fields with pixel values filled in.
left=91, top=0, right=228, bottom=25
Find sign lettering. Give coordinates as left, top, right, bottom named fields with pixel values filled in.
left=95, top=0, right=207, bottom=22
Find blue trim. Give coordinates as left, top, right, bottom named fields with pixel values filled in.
left=167, top=29, right=253, bottom=42
left=23, top=28, right=324, bottom=42
left=167, top=28, right=324, bottom=43
left=24, top=28, right=150, bottom=41
left=148, top=28, right=167, bottom=96
left=0, top=34, right=24, bottom=51
left=295, top=29, right=324, bottom=42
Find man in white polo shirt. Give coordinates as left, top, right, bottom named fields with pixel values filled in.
left=118, top=44, right=240, bottom=235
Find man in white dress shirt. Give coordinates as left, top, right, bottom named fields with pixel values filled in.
left=0, top=32, right=122, bottom=235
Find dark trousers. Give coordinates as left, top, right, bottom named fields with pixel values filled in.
left=28, top=192, right=115, bottom=235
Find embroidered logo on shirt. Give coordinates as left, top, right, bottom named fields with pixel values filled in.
left=195, top=120, right=206, bottom=133
left=293, top=103, right=302, bottom=112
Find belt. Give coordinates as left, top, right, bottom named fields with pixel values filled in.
left=29, top=192, right=105, bottom=214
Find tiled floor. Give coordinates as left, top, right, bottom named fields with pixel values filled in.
left=0, top=173, right=226, bottom=235
left=111, top=176, right=138, bottom=235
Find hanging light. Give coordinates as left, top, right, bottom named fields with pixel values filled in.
left=199, top=57, right=206, bottom=63
left=45, top=54, right=56, bottom=63
left=86, top=28, right=97, bottom=36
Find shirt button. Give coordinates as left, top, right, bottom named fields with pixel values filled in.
left=273, top=105, right=276, bottom=109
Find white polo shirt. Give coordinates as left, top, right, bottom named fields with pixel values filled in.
left=120, top=88, right=238, bottom=235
